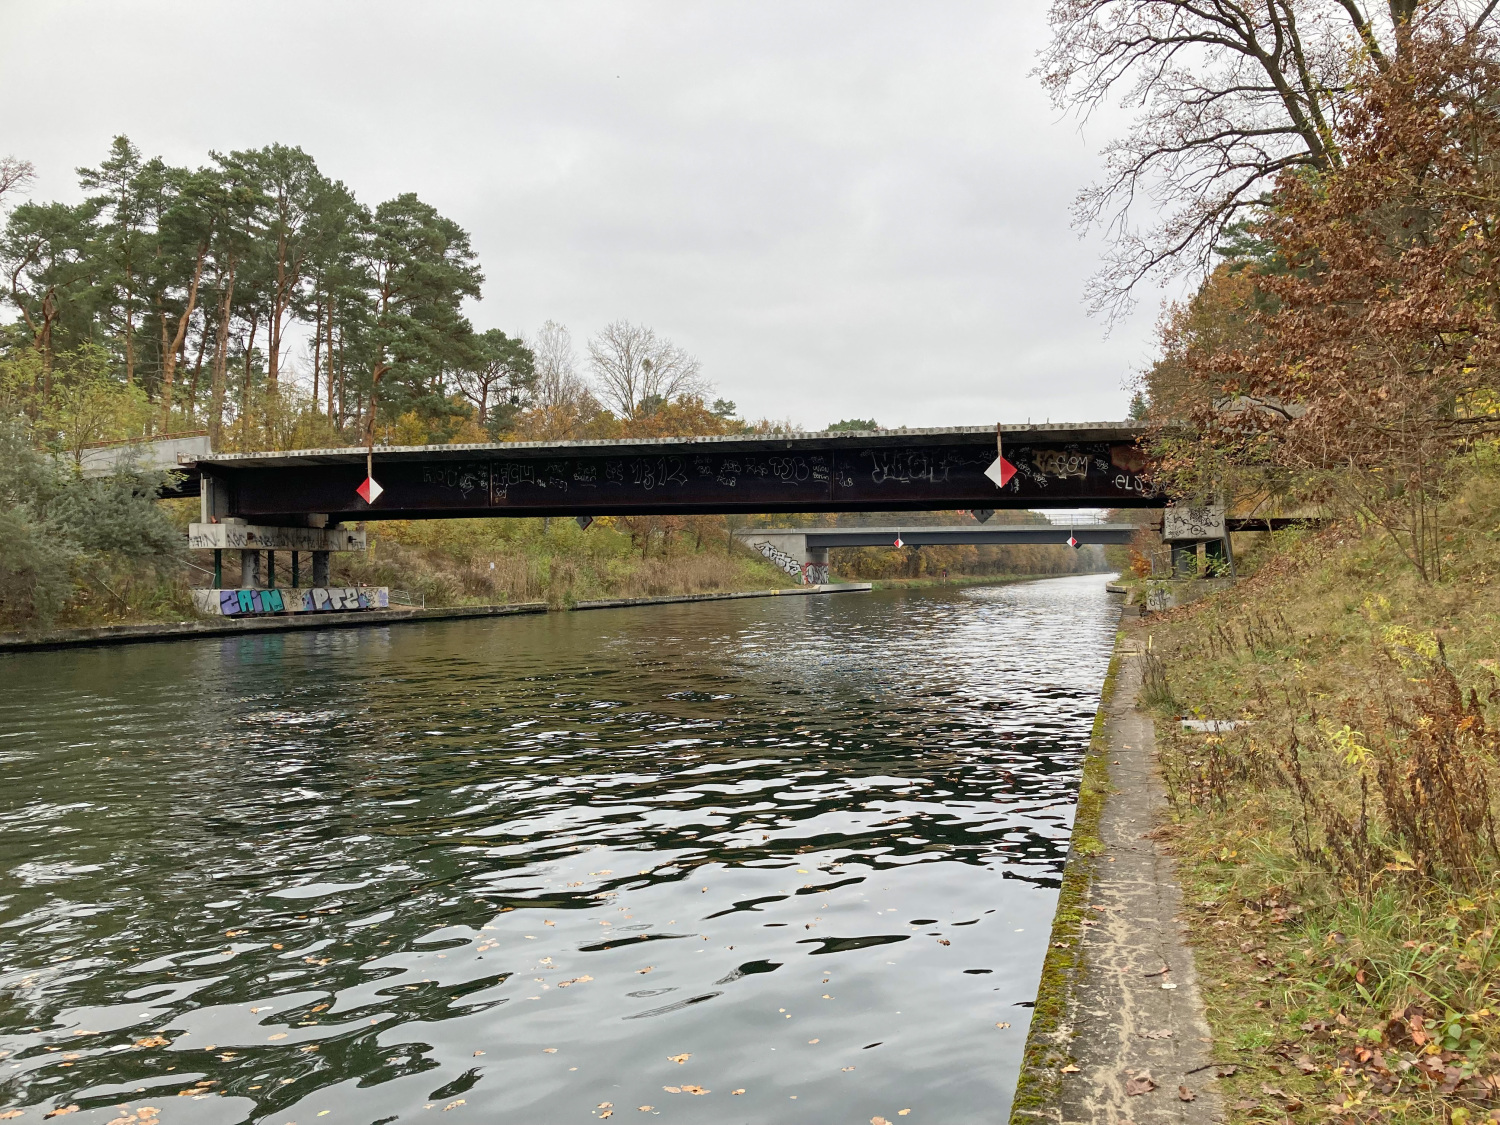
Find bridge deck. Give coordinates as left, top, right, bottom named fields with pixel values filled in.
left=741, top=524, right=1139, bottom=547
left=188, top=422, right=1159, bottom=522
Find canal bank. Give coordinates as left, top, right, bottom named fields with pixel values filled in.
left=1012, top=615, right=1224, bottom=1125
left=0, top=581, right=873, bottom=653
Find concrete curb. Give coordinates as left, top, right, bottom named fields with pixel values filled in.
left=0, top=583, right=874, bottom=655
left=0, top=602, right=549, bottom=654
left=1011, top=617, right=1222, bottom=1125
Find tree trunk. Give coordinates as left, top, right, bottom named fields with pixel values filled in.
left=123, top=273, right=136, bottom=387
left=242, top=311, right=258, bottom=434
left=209, top=260, right=237, bottom=447
left=159, top=243, right=208, bottom=431
left=311, top=284, right=323, bottom=411
left=187, top=306, right=209, bottom=416
left=327, top=297, right=338, bottom=421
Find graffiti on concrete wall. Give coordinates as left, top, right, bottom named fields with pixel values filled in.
left=1163, top=505, right=1226, bottom=541
left=802, top=563, right=830, bottom=585
left=191, top=587, right=390, bottom=617
left=752, top=541, right=807, bottom=583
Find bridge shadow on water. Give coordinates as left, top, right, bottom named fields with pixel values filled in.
left=0, top=576, right=1120, bottom=1124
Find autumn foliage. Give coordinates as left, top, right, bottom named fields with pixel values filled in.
left=1148, top=30, right=1500, bottom=578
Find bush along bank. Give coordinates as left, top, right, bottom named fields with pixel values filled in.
left=1136, top=456, right=1500, bottom=1124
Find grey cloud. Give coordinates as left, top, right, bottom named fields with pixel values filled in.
left=3, top=0, right=1160, bottom=428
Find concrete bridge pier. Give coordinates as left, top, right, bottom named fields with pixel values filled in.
left=806, top=545, right=831, bottom=586
left=240, top=549, right=261, bottom=588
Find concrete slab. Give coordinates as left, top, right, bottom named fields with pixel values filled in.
left=1014, top=623, right=1224, bottom=1125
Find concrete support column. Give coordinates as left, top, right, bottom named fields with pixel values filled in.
left=312, top=550, right=331, bottom=587
left=240, top=549, right=260, bottom=588
left=805, top=545, right=831, bottom=585
left=266, top=551, right=277, bottom=587
left=291, top=551, right=300, bottom=587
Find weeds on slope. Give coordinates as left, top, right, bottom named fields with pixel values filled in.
left=1144, top=485, right=1500, bottom=1124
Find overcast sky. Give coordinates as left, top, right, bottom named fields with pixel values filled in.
left=2, top=0, right=1163, bottom=429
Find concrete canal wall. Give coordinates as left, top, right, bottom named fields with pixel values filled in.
left=1011, top=615, right=1224, bottom=1125
left=0, top=583, right=873, bottom=654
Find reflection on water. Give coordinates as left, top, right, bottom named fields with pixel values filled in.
left=0, top=576, right=1119, bottom=1123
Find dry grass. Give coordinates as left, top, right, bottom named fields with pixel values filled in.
left=336, top=517, right=791, bottom=608
left=1141, top=448, right=1500, bottom=1123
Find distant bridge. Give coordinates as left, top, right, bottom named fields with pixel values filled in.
left=184, top=422, right=1157, bottom=523
left=734, top=523, right=1134, bottom=584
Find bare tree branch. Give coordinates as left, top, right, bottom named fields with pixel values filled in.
left=1039, top=0, right=1495, bottom=315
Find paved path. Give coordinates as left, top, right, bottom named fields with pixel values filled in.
left=1050, top=624, right=1225, bottom=1125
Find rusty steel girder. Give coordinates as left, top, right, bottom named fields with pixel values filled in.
left=190, top=425, right=1160, bottom=521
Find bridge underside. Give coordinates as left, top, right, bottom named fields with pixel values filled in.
left=190, top=424, right=1160, bottom=522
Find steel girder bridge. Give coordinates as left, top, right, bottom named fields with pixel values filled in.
left=182, top=422, right=1159, bottom=523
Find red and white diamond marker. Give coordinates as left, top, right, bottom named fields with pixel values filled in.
left=1067, top=534, right=1080, bottom=549
left=356, top=476, right=384, bottom=504
left=894, top=535, right=904, bottom=548
left=984, top=454, right=1017, bottom=489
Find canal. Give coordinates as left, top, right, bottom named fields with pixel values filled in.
left=0, top=575, right=1120, bottom=1124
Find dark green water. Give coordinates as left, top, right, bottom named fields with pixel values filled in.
left=0, top=577, right=1119, bottom=1124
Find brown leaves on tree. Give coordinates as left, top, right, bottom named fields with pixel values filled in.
left=1147, top=30, right=1500, bottom=582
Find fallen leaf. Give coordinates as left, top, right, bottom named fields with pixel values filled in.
left=267, top=1033, right=287, bottom=1041
left=842, top=1066, right=856, bottom=1072
left=557, top=975, right=594, bottom=988
left=1160, top=982, right=1178, bottom=990
left=543, top=1048, right=557, bottom=1054
left=995, top=1022, right=1011, bottom=1029
left=731, top=1089, right=745, bottom=1095
left=668, top=1054, right=691, bottom=1064
left=1216, top=1066, right=1238, bottom=1078
left=873, top=1118, right=892, bottom=1125
left=636, top=966, right=654, bottom=974
left=1060, top=1064, right=1081, bottom=1073
left=0, top=1114, right=21, bottom=1121
left=134, top=1036, right=169, bottom=1048
left=638, top=1108, right=654, bottom=1113
left=937, top=939, right=951, bottom=946
left=808, top=1038, right=819, bottom=1044
left=1125, top=1071, right=1157, bottom=1096
left=599, top=1114, right=612, bottom=1120
left=680, top=1085, right=708, bottom=1095
left=1178, top=1086, right=1196, bottom=1102
left=443, top=1100, right=465, bottom=1111
left=44, top=1111, right=79, bottom=1120
left=663, top=1087, right=681, bottom=1094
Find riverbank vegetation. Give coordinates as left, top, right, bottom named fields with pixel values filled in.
left=1095, top=6, right=1500, bottom=1119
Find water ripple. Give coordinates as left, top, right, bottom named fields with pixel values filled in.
left=0, top=576, right=1118, bottom=1123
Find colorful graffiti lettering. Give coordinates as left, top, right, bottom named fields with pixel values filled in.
left=194, top=587, right=390, bottom=617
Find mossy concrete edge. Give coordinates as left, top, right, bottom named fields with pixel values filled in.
left=1008, top=627, right=1124, bottom=1124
